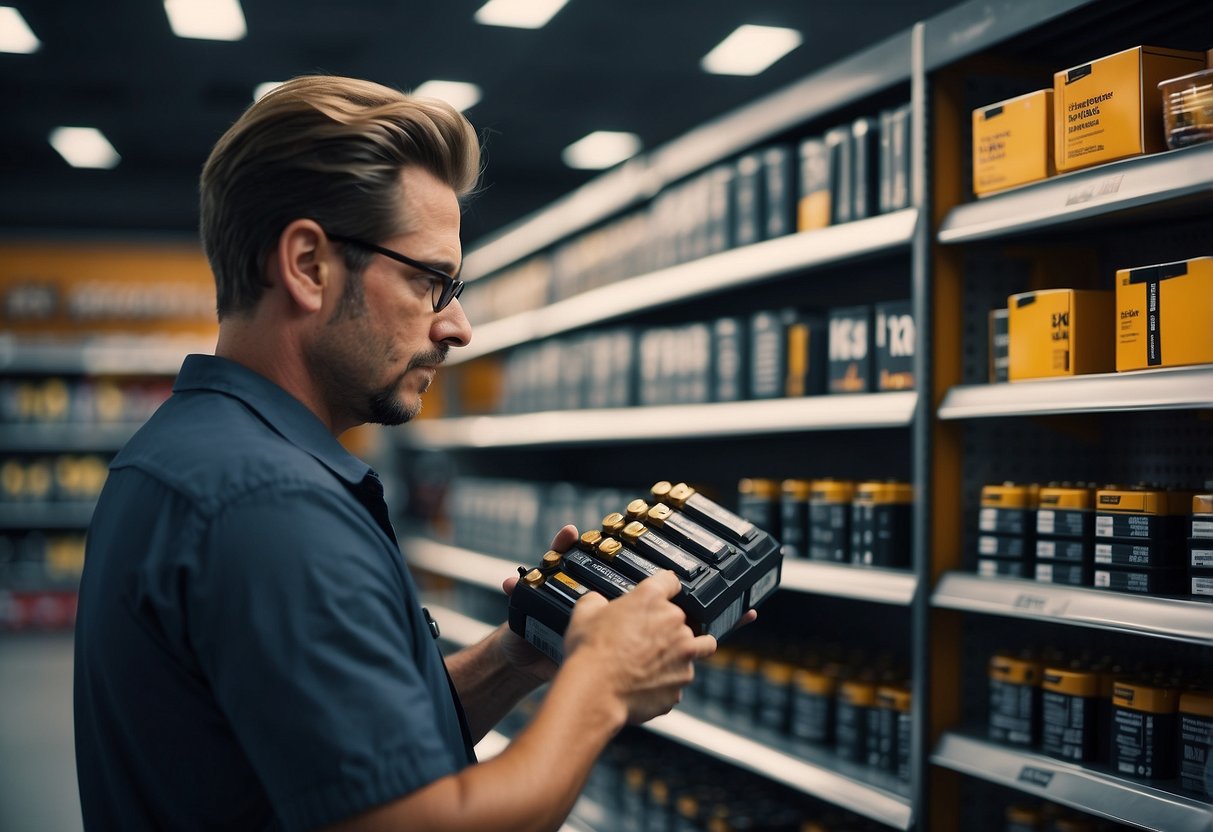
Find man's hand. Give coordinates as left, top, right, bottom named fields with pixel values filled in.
left=494, top=523, right=581, bottom=686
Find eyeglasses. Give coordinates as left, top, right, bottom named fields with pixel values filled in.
left=326, top=231, right=465, bottom=313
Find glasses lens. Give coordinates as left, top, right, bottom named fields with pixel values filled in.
left=431, top=278, right=442, bottom=311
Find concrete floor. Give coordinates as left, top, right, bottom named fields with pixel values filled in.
left=0, top=632, right=83, bottom=832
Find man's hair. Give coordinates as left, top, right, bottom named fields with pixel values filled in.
left=200, top=75, right=481, bottom=319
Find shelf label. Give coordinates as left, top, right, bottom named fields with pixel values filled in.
left=1011, top=591, right=1069, bottom=617
left=1017, top=766, right=1055, bottom=789
left=1064, top=174, right=1123, bottom=206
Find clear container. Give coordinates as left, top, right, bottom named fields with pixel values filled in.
left=1159, top=68, right=1213, bottom=150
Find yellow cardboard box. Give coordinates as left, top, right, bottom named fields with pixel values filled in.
left=973, top=90, right=1054, bottom=195
left=1054, top=45, right=1205, bottom=172
left=1008, top=289, right=1114, bottom=380
left=1116, top=256, right=1213, bottom=372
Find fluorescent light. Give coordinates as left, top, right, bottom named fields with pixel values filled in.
left=413, top=80, right=482, bottom=112
left=701, top=24, right=802, bottom=76
left=0, top=7, right=39, bottom=53
left=164, top=0, right=246, bottom=41
left=253, top=81, right=284, bottom=101
left=561, top=131, right=642, bottom=170
left=474, top=0, right=568, bottom=29
left=48, top=127, right=121, bottom=169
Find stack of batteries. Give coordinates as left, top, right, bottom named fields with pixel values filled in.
left=1094, top=486, right=1191, bottom=595
left=507, top=482, right=783, bottom=661
left=1034, top=484, right=1096, bottom=586
left=976, top=483, right=1038, bottom=579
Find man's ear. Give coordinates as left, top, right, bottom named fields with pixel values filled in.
left=276, top=219, right=334, bottom=314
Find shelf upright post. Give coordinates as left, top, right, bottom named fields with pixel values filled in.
left=913, top=19, right=967, bottom=832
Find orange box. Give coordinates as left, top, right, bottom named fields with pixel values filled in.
left=1116, top=257, right=1213, bottom=372
left=973, top=90, right=1054, bottom=195
left=1054, top=46, right=1205, bottom=171
left=1008, top=289, right=1114, bottom=380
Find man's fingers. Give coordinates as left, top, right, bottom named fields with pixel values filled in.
left=548, top=524, right=580, bottom=553
left=689, top=633, right=717, bottom=660
left=635, top=569, right=683, bottom=599
left=502, top=575, right=520, bottom=595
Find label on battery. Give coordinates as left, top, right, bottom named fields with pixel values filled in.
left=1037, top=509, right=1090, bottom=538
left=525, top=617, right=565, bottom=664
left=747, top=565, right=779, bottom=607
left=563, top=550, right=636, bottom=598
left=1096, top=513, right=1181, bottom=540
left=1036, top=539, right=1085, bottom=562
left=1193, top=576, right=1213, bottom=596
left=657, top=508, right=732, bottom=563
left=707, top=596, right=745, bottom=640
left=1191, top=545, right=1213, bottom=568
left=628, top=525, right=706, bottom=580
left=684, top=491, right=755, bottom=543
left=1193, top=519, right=1213, bottom=538
left=980, top=534, right=1025, bottom=558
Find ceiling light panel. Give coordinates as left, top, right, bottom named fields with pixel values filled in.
left=49, top=127, right=121, bottom=169
left=413, top=80, right=482, bottom=112
left=701, top=24, right=803, bottom=76
left=474, top=0, right=569, bottom=29
left=0, top=7, right=39, bottom=53
left=164, top=0, right=247, bottom=41
left=561, top=131, right=642, bottom=170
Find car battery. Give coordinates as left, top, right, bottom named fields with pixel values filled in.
left=1034, top=561, right=1089, bottom=586
left=1041, top=665, right=1100, bottom=762
left=778, top=479, right=811, bottom=559
left=978, top=483, right=1038, bottom=577
left=1112, top=678, right=1179, bottom=781
left=869, top=683, right=912, bottom=776
left=836, top=675, right=878, bottom=763
left=1192, top=492, right=1213, bottom=601
left=1094, top=567, right=1185, bottom=595
left=1094, top=487, right=1190, bottom=595
left=789, top=666, right=837, bottom=747
left=1095, top=486, right=1190, bottom=541
left=1037, top=484, right=1095, bottom=539
left=508, top=483, right=783, bottom=659
left=808, top=478, right=854, bottom=562
left=851, top=480, right=913, bottom=567
left=736, top=477, right=781, bottom=543
left=1179, top=689, right=1213, bottom=798
left=729, top=650, right=761, bottom=723
left=756, top=658, right=795, bottom=733
left=989, top=652, right=1041, bottom=747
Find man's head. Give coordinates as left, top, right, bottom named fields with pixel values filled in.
left=200, top=75, right=480, bottom=320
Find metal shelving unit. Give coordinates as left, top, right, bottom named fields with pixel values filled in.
left=0, top=502, right=95, bottom=529
left=937, top=365, right=1213, bottom=419
left=932, top=573, right=1213, bottom=645
left=401, top=392, right=916, bottom=449
left=937, top=143, right=1213, bottom=244
left=932, top=732, right=1213, bottom=832
left=0, top=334, right=210, bottom=375
left=452, top=208, right=918, bottom=365
left=0, top=422, right=144, bottom=452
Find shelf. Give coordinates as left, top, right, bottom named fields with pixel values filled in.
left=452, top=209, right=919, bottom=364
left=937, top=365, right=1213, bottom=419
left=0, top=422, right=143, bottom=452
left=401, top=392, right=917, bottom=449
left=932, top=573, right=1213, bottom=645
left=780, top=560, right=917, bottom=606
left=405, top=539, right=521, bottom=592
left=0, top=334, right=211, bottom=375
left=937, top=143, right=1213, bottom=244
left=424, top=603, right=497, bottom=648
left=0, top=502, right=95, bottom=530
left=932, top=732, right=1213, bottom=832
left=648, top=709, right=913, bottom=829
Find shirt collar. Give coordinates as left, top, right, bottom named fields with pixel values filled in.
left=173, top=354, right=373, bottom=486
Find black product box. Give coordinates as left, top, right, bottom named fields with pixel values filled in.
left=828, top=305, right=873, bottom=393
left=797, top=137, right=831, bottom=231
left=1095, top=513, right=1186, bottom=540
left=678, top=322, right=712, bottom=405
left=712, top=316, right=748, bottom=403
left=1035, top=562, right=1089, bottom=585
left=706, top=164, right=735, bottom=255
left=880, top=103, right=912, bottom=213
left=1035, top=538, right=1086, bottom=563
left=1094, top=539, right=1183, bottom=569
left=989, top=308, right=1010, bottom=383
left=784, top=313, right=827, bottom=397
left=852, top=499, right=912, bottom=567
left=1094, top=568, right=1185, bottom=595
left=825, top=125, right=853, bottom=225
left=874, top=300, right=915, bottom=391
left=763, top=145, right=795, bottom=239
left=733, top=153, right=764, bottom=248
left=1036, top=508, right=1093, bottom=539
left=978, top=557, right=1031, bottom=578
left=750, top=308, right=796, bottom=399
left=852, top=117, right=880, bottom=220
left=979, top=534, right=1026, bottom=559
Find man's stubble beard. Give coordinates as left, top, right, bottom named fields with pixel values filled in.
left=363, top=345, right=448, bottom=426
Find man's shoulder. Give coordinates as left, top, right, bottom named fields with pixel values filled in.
left=113, top=388, right=335, bottom=502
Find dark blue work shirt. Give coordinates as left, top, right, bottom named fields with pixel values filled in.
left=74, top=354, right=474, bottom=832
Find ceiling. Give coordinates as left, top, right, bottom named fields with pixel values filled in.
left=1, top=0, right=960, bottom=250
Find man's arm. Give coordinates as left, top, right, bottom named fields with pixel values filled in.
left=322, top=570, right=713, bottom=832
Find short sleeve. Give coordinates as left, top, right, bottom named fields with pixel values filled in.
left=188, top=483, right=459, bottom=830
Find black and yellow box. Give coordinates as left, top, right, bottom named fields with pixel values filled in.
left=1095, top=486, right=1191, bottom=540
left=979, top=482, right=1039, bottom=535
left=972, top=89, right=1054, bottom=196
left=1112, top=679, right=1179, bottom=780
left=808, top=478, right=854, bottom=562
left=851, top=480, right=913, bottom=567
left=1054, top=45, right=1206, bottom=172
left=874, top=300, right=915, bottom=391
left=989, top=652, right=1041, bottom=747
left=1008, top=289, right=1114, bottom=380
left=827, top=305, right=873, bottom=393
left=1036, top=484, right=1095, bottom=538
left=1115, top=256, right=1213, bottom=372
left=1041, top=665, right=1100, bottom=762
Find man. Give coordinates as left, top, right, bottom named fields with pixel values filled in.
left=74, top=76, right=724, bottom=831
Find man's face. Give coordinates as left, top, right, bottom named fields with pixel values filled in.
left=309, top=166, right=471, bottom=428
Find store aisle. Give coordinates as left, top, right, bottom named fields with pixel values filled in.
left=0, top=633, right=83, bottom=832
